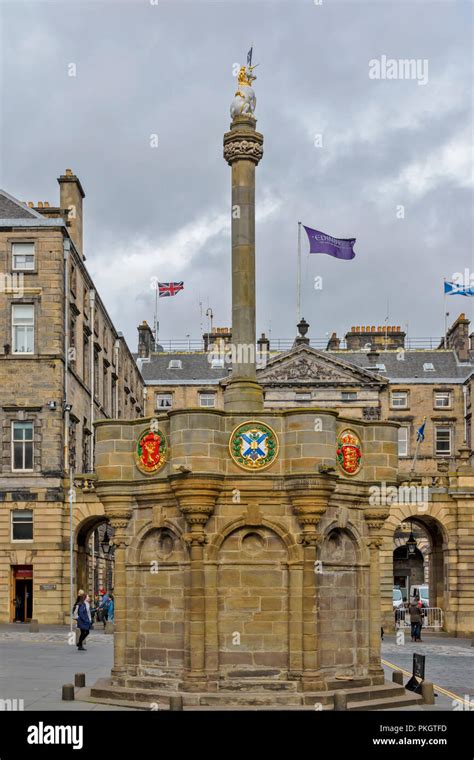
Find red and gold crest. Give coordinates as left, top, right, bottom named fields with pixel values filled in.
left=336, top=429, right=362, bottom=475
left=135, top=428, right=167, bottom=474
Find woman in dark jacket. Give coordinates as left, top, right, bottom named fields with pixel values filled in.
left=409, top=599, right=422, bottom=642
left=76, top=594, right=91, bottom=651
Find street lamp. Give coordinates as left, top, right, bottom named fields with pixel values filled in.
left=406, top=522, right=417, bottom=557
left=101, top=528, right=112, bottom=556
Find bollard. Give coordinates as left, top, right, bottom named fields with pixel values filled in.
left=392, top=671, right=404, bottom=686
left=333, top=691, right=347, bottom=711
left=104, top=621, right=115, bottom=634
left=62, top=683, right=75, bottom=701
left=169, top=696, right=183, bottom=711
left=75, top=673, right=86, bottom=688
left=29, top=619, right=39, bottom=633
left=421, top=681, right=435, bottom=705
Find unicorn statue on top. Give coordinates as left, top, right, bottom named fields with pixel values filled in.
left=231, top=49, right=258, bottom=119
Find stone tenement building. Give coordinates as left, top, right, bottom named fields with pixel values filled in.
left=135, top=315, right=474, bottom=639
left=0, top=175, right=144, bottom=624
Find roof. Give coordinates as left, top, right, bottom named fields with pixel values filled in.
left=136, top=352, right=229, bottom=384
left=339, top=350, right=473, bottom=382
left=0, top=189, right=66, bottom=227
left=138, top=346, right=474, bottom=386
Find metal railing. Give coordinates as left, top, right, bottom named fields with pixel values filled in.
left=153, top=337, right=445, bottom=353
left=395, top=607, right=444, bottom=630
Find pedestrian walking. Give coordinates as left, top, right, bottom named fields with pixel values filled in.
left=76, top=594, right=91, bottom=651
left=409, top=598, right=422, bottom=642
left=108, top=593, right=115, bottom=623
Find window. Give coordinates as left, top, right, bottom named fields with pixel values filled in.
left=83, top=333, right=90, bottom=386
left=12, top=304, right=34, bottom=353
left=199, top=392, right=216, bottom=408
left=435, top=427, right=451, bottom=456
left=103, top=364, right=108, bottom=410
left=156, top=393, right=173, bottom=409
left=423, top=362, right=435, bottom=372
left=11, top=510, right=33, bottom=541
left=70, top=262, right=77, bottom=295
left=341, top=392, right=357, bottom=402
left=210, top=357, right=225, bottom=369
left=111, top=377, right=117, bottom=417
left=375, top=363, right=386, bottom=372
left=69, top=312, right=76, bottom=364
left=12, top=421, right=34, bottom=471
left=94, top=351, right=99, bottom=397
left=12, top=242, right=35, bottom=271
left=168, top=359, right=182, bottom=370
left=391, top=391, right=408, bottom=409
left=434, top=391, right=451, bottom=408
left=398, top=426, right=409, bottom=457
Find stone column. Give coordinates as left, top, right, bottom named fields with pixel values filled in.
left=104, top=501, right=133, bottom=684
left=171, top=476, right=223, bottom=689
left=223, top=115, right=264, bottom=412
left=365, top=509, right=388, bottom=680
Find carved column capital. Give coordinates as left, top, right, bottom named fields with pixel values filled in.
left=223, top=119, right=264, bottom=165
left=286, top=475, right=337, bottom=529
left=170, top=476, right=223, bottom=534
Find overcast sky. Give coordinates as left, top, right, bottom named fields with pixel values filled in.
left=1, top=0, right=472, bottom=352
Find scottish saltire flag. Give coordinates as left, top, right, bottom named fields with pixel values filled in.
left=444, top=281, right=474, bottom=297
left=158, top=282, right=184, bottom=298
left=247, top=47, right=253, bottom=66
left=416, top=421, right=426, bottom=443
left=303, top=225, right=356, bottom=260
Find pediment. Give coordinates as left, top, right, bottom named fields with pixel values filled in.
left=257, top=346, right=385, bottom=385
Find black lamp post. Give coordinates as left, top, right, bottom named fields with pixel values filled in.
left=406, top=522, right=417, bottom=557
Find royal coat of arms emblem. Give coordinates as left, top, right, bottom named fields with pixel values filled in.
left=336, top=429, right=362, bottom=475
left=135, top=427, right=167, bottom=474
left=229, top=421, right=279, bottom=471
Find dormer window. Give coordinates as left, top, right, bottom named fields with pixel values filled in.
left=168, top=359, right=182, bottom=370
left=423, top=362, right=435, bottom=372
left=375, top=363, right=386, bottom=372
left=210, top=357, right=225, bottom=369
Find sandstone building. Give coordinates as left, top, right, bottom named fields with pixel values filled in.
left=0, top=175, right=144, bottom=624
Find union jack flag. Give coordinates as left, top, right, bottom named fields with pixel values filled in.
left=158, top=282, right=184, bottom=298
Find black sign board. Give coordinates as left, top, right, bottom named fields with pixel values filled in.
left=39, top=583, right=57, bottom=590
left=405, top=652, right=425, bottom=693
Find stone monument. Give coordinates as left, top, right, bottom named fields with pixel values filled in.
left=89, top=56, right=417, bottom=709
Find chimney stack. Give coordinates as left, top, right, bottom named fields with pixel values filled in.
left=57, top=169, right=85, bottom=256
left=137, top=321, right=155, bottom=358
left=445, top=313, right=470, bottom=362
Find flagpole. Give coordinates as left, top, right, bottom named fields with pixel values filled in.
left=443, top=278, right=447, bottom=348
left=297, top=221, right=301, bottom=325
left=154, top=282, right=159, bottom=350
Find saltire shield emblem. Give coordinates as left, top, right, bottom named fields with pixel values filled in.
left=229, top=421, right=279, bottom=471
left=135, top=427, right=168, bottom=474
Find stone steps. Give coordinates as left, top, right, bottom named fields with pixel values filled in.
left=88, top=677, right=424, bottom=710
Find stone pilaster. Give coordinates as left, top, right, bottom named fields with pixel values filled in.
left=286, top=476, right=336, bottom=688
left=102, top=498, right=133, bottom=683
left=365, top=508, right=389, bottom=678
left=170, top=476, right=223, bottom=688
left=223, top=115, right=264, bottom=412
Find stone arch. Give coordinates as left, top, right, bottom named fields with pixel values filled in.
left=216, top=523, right=290, bottom=677
left=74, top=507, right=110, bottom=595
left=380, top=502, right=454, bottom=631
left=127, top=519, right=188, bottom=565
left=319, top=519, right=369, bottom=565
left=318, top=527, right=367, bottom=677
left=207, top=515, right=300, bottom=562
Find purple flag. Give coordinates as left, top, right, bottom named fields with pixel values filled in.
left=303, top=225, right=356, bottom=260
